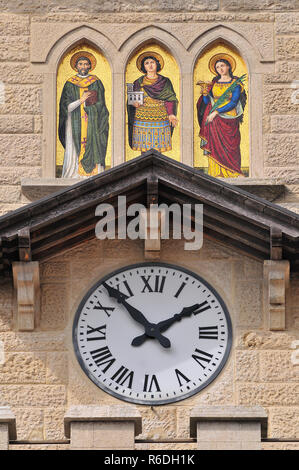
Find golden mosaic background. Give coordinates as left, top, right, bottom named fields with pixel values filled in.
left=125, top=43, right=180, bottom=162
left=193, top=43, right=249, bottom=173
left=56, top=43, right=112, bottom=170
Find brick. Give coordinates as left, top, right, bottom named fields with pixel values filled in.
left=0, top=36, right=29, bottom=61
left=0, top=14, right=29, bottom=35
left=0, top=64, right=43, bottom=85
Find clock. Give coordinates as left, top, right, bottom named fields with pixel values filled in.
left=73, top=262, right=232, bottom=405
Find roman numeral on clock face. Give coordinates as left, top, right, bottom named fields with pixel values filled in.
left=86, top=324, right=106, bottom=341
left=192, top=348, right=213, bottom=369
left=111, top=366, right=134, bottom=389
left=198, top=326, right=218, bottom=340
left=143, top=374, right=161, bottom=392
left=141, top=275, right=166, bottom=293
left=193, top=300, right=211, bottom=315
left=90, top=346, right=115, bottom=373
left=175, top=369, right=191, bottom=387
left=115, top=280, right=134, bottom=299
left=92, top=300, right=115, bottom=317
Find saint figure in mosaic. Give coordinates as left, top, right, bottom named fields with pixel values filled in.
left=196, top=53, right=247, bottom=177
left=127, top=51, right=178, bottom=153
left=58, top=51, right=109, bottom=177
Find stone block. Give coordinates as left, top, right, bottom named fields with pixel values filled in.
left=190, top=405, right=267, bottom=450
left=276, top=12, right=299, bottom=33
left=0, top=385, right=66, bottom=407
left=0, top=85, right=41, bottom=115
left=221, top=0, right=298, bottom=10
left=0, top=186, right=21, bottom=203
left=0, top=64, right=43, bottom=85
left=264, top=134, right=298, bottom=167
left=260, top=351, right=298, bottom=382
left=0, top=423, right=9, bottom=449
left=46, top=352, right=68, bottom=384
left=235, top=350, right=259, bottom=381
left=238, top=383, right=299, bottom=405
left=0, top=36, right=29, bottom=61
left=44, top=407, right=66, bottom=440
left=0, top=167, right=41, bottom=185
left=40, top=261, right=70, bottom=282
left=0, top=352, right=46, bottom=384
left=0, top=331, right=66, bottom=352
left=270, top=115, right=299, bottom=133
left=237, top=330, right=298, bottom=350
left=235, top=281, right=263, bottom=328
left=64, top=405, right=142, bottom=449
left=0, top=407, right=16, bottom=443
left=40, top=283, right=69, bottom=330
left=0, top=115, right=34, bottom=134
left=276, top=36, right=299, bottom=61
left=14, top=408, right=43, bottom=440
left=0, top=135, right=41, bottom=166
left=139, top=407, right=177, bottom=439
left=269, top=407, right=299, bottom=438
left=0, top=14, right=29, bottom=35
left=264, top=167, right=299, bottom=183
left=34, top=115, right=43, bottom=133
left=264, top=86, right=299, bottom=114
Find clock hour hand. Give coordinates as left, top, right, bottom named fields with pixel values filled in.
left=103, top=282, right=171, bottom=348
left=131, top=304, right=200, bottom=347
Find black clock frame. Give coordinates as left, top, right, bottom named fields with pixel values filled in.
left=73, top=261, right=233, bottom=406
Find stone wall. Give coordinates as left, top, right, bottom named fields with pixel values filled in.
left=0, top=236, right=298, bottom=449
left=0, top=1, right=298, bottom=214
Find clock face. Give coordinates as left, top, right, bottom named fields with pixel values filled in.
left=73, top=262, right=232, bottom=405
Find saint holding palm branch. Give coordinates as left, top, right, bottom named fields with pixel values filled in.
left=196, top=54, right=247, bottom=178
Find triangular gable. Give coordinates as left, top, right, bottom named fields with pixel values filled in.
left=0, top=151, right=298, bottom=277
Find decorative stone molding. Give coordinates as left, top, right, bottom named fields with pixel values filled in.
left=190, top=406, right=267, bottom=450
left=64, top=405, right=142, bottom=450
left=12, top=262, right=40, bottom=331
left=264, top=260, right=290, bottom=331
left=0, top=407, right=17, bottom=450
left=140, top=207, right=164, bottom=260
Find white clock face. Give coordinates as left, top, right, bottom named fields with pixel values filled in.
left=73, top=263, right=232, bottom=405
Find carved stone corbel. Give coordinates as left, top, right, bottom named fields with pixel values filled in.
left=12, top=261, right=40, bottom=331
left=263, top=260, right=290, bottom=331
left=140, top=207, right=164, bottom=260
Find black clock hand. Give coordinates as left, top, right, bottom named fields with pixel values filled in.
left=131, top=303, right=200, bottom=347
left=103, top=282, right=171, bottom=348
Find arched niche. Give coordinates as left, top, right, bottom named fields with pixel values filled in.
left=56, top=42, right=112, bottom=177
left=189, top=26, right=274, bottom=178
left=193, top=40, right=249, bottom=178
left=125, top=41, right=181, bottom=163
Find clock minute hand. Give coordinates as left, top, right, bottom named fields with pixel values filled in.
left=131, top=304, right=200, bottom=347
left=103, top=282, right=171, bottom=348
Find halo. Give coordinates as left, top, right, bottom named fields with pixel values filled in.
left=136, top=51, right=164, bottom=72
left=209, top=53, right=236, bottom=75
left=70, top=51, right=97, bottom=72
